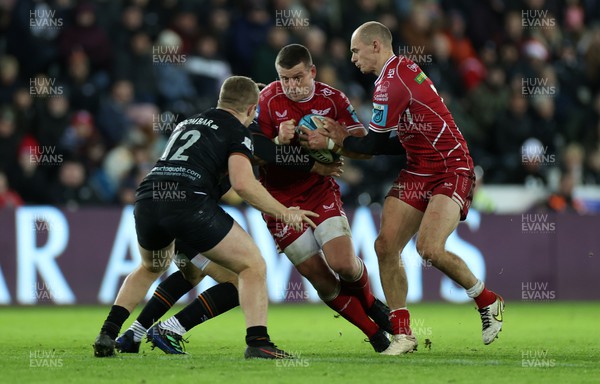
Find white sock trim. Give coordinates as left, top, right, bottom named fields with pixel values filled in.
left=161, top=317, right=186, bottom=336
left=130, top=320, right=146, bottom=343
left=466, top=280, right=484, bottom=298
left=319, top=282, right=342, bottom=302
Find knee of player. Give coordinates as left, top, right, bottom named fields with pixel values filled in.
left=415, top=239, right=443, bottom=263
left=243, top=254, right=266, bottom=275
left=327, top=258, right=357, bottom=280
left=142, top=258, right=170, bottom=274
left=374, top=236, right=395, bottom=258
left=179, top=261, right=205, bottom=285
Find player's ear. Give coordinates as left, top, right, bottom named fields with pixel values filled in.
left=309, top=64, right=316, bottom=79
left=247, top=103, right=257, bottom=118
left=373, top=40, right=380, bottom=53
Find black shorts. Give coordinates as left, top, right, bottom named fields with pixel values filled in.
left=134, top=194, right=234, bottom=254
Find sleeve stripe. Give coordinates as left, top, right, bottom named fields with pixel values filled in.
left=346, top=124, right=365, bottom=131
left=368, top=124, right=395, bottom=133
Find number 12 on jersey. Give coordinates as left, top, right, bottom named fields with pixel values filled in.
left=159, top=129, right=202, bottom=161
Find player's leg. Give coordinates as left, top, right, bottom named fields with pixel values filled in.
left=198, top=221, right=290, bottom=359
left=315, top=217, right=392, bottom=334
left=374, top=196, right=422, bottom=355
left=117, top=248, right=208, bottom=353
left=283, top=229, right=389, bottom=353
left=294, top=252, right=390, bottom=353
left=94, top=241, right=174, bottom=357
left=149, top=262, right=240, bottom=354
left=416, top=193, right=503, bottom=344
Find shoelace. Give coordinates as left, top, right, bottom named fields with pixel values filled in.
left=478, top=307, right=492, bottom=330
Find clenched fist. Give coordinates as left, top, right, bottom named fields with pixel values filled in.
left=276, top=119, right=296, bottom=144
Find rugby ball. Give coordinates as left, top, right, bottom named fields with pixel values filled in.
left=297, top=114, right=339, bottom=164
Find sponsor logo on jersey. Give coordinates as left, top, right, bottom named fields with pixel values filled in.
left=321, top=88, right=334, bottom=97
left=414, top=72, right=428, bottom=84
left=442, top=182, right=453, bottom=189
left=275, top=110, right=288, bottom=119
left=273, top=224, right=290, bottom=239
left=407, top=62, right=419, bottom=72
left=387, top=68, right=395, bottom=78
left=374, top=93, right=389, bottom=102
left=242, top=137, right=254, bottom=152
left=310, top=107, right=331, bottom=116
left=372, top=103, right=388, bottom=127
left=375, top=81, right=390, bottom=93
left=322, top=202, right=335, bottom=211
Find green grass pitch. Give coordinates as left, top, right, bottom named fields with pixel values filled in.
left=1, top=302, right=599, bottom=384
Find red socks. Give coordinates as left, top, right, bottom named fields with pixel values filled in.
left=474, top=288, right=497, bottom=309
left=341, top=260, right=375, bottom=310
left=390, top=308, right=412, bottom=335
left=325, top=291, right=379, bottom=338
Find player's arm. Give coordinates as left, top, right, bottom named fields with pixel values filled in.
left=228, top=153, right=318, bottom=229
left=250, top=122, right=343, bottom=176
left=324, top=82, right=408, bottom=155
left=322, top=117, right=405, bottom=155
left=297, top=118, right=372, bottom=159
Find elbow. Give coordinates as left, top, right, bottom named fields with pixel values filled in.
left=231, top=177, right=252, bottom=198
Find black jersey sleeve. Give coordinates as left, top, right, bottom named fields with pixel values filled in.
left=228, top=124, right=254, bottom=160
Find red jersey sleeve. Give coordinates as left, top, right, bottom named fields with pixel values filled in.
left=257, top=84, right=277, bottom=138
left=369, top=65, right=410, bottom=133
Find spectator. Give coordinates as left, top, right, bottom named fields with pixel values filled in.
left=186, top=34, right=233, bottom=110
left=111, top=4, right=146, bottom=52
left=59, top=2, right=112, bottom=72
left=11, top=87, right=35, bottom=136
left=252, top=27, right=289, bottom=85
left=7, top=135, right=54, bottom=204
left=153, top=29, right=197, bottom=116
left=0, top=171, right=23, bottom=208
left=0, top=55, right=21, bottom=105
left=0, top=106, right=21, bottom=170
left=467, top=65, right=510, bottom=143
left=63, top=51, right=105, bottom=114
left=114, top=31, right=158, bottom=103
left=490, top=91, right=534, bottom=183
left=33, top=94, right=70, bottom=149
left=51, top=158, right=104, bottom=207
left=96, top=80, right=135, bottom=148
left=542, top=171, right=586, bottom=214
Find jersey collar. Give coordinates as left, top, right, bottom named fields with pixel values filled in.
left=375, top=55, right=396, bottom=84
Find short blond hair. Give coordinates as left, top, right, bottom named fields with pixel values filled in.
left=356, top=21, right=393, bottom=47
left=217, top=76, right=259, bottom=113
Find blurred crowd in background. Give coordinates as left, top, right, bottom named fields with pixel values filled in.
left=1, top=0, right=599, bottom=212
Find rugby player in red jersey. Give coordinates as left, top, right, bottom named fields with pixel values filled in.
left=248, top=44, right=393, bottom=352
left=316, top=22, right=505, bottom=355
left=124, top=45, right=403, bottom=355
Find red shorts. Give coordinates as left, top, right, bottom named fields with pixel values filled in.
left=264, top=181, right=345, bottom=251
left=386, top=169, right=475, bottom=220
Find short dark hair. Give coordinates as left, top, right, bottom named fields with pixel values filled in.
left=275, top=44, right=313, bottom=69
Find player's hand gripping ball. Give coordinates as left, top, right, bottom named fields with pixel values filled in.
left=296, top=114, right=340, bottom=164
